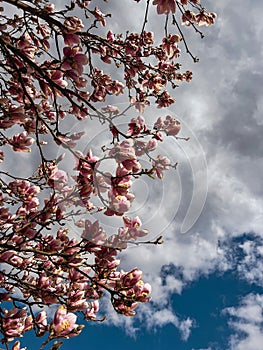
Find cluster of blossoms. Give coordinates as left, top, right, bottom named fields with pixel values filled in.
left=0, top=0, right=216, bottom=349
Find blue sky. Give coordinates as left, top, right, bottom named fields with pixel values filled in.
left=4, top=0, right=263, bottom=349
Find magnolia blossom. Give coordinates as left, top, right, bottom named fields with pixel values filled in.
left=153, top=0, right=176, bottom=14
left=62, top=46, right=88, bottom=76
left=152, top=155, right=171, bottom=179
left=9, top=131, right=34, bottom=152
left=127, top=116, right=148, bottom=136
left=64, top=16, right=84, bottom=33
left=2, top=308, right=33, bottom=340
left=51, top=306, right=83, bottom=338
left=162, top=34, right=181, bottom=59
left=81, top=220, right=107, bottom=245
left=85, top=300, right=99, bottom=320
left=92, top=7, right=107, bottom=27
left=123, top=216, right=148, bottom=238
left=154, top=115, right=181, bottom=136
left=109, top=140, right=141, bottom=172
left=35, top=311, right=48, bottom=336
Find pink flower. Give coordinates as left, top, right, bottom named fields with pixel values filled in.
left=9, top=131, right=34, bottom=152
left=81, top=220, right=106, bottom=245
left=162, top=34, right=181, bottom=59
left=50, top=70, right=68, bottom=88
left=92, top=7, right=107, bottom=27
left=182, top=10, right=196, bottom=26
left=44, top=4, right=55, bottom=12
left=154, top=115, right=181, bottom=136
left=84, top=300, right=99, bottom=320
left=48, top=169, right=68, bottom=190
left=123, top=268, right=143, bottom=287
left=63, top=33, right=81, bottom=46
left=153, top=0, right=176, bottom=15
left=109, top=140, right=141, bottom=172
left=101, top=105, right=120, bottom=117
left=51, top=306, right=83, bottom=338
left=146, top=138, right=158, bottom=151
left=123, top=216, right=148, bottom=238
left=134, top=281, right=152, bottom=302
left=64, top=16, right=84, bottom=33
left=62, top=46, right=88, bottom=76
left=109, top=193, right=131, bottom=214
left=156, top=90, right=175, bottom=108
left=68, top=290, right=88, bottom=311
left=35, top=311, right=47, bottom=336
left=17, top=33, right=37, bottom=59
left=2, top=308, right=33, bottom=340
left=152, top=155, right=171, bottom=179
left=127, top=116, right=148, bottom=136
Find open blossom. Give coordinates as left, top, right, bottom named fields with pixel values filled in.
left=17, top=33, right=37, bottom=59
left=48, top=169, right=68, bottom=191
left=44, top=4, right=55, bottom=12
left=51, top=306, right=83, bottom=338
left=81, top=220, right=107, bottom=245
left=35, top=311, right=48, bottom=336
left=156, top=91, right=175, bottom=108
left=153, top=0, right=176, bottom=15
left=107, top=191, right=132, bottom=215
left=152, top=155, right=171, bottom=179
left=84, top=300, right=99, bottom=320
left=154, top=115, right=181, bottom=136
left=3, top=308, right=33, bottom=339
left=122, top=268, right=143, bottom=287
left=9, top=131, right=34, bottom=152
left=101, top=104, right=120, bottom=116
left=91, top=7, right=107, bottom=26
left=196, top=11, right=217, bottom=26
left=64, top=16, right=84, bottom=33
left=127, top=116, right=148, bottom=136
left=162, top=34, right=181, bottom=59
left=50, top=70, right=68, bottom=88
left=109, top=140, right=141, bottom=172
left=123, top=216, right=148, bottom=238
left=134, top=280, right=152, bottom=302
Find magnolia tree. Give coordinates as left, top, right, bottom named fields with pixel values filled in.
left=0, top=0, right=216, bottom=349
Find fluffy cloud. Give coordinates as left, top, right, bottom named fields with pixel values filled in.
left=224, top=294, right=263, bottom=350
left=236, top=237, right=263, bottom=286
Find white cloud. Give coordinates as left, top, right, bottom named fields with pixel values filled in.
left=138, top=305, right=193, bottom=341
left=236, top=238, right=263, bottom=286
left=224, top=294, right=263, bottom=350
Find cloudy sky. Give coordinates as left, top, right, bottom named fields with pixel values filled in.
left=62, top=1, right=263, bottom=349
left=9, top=0, right=263, bottom=349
